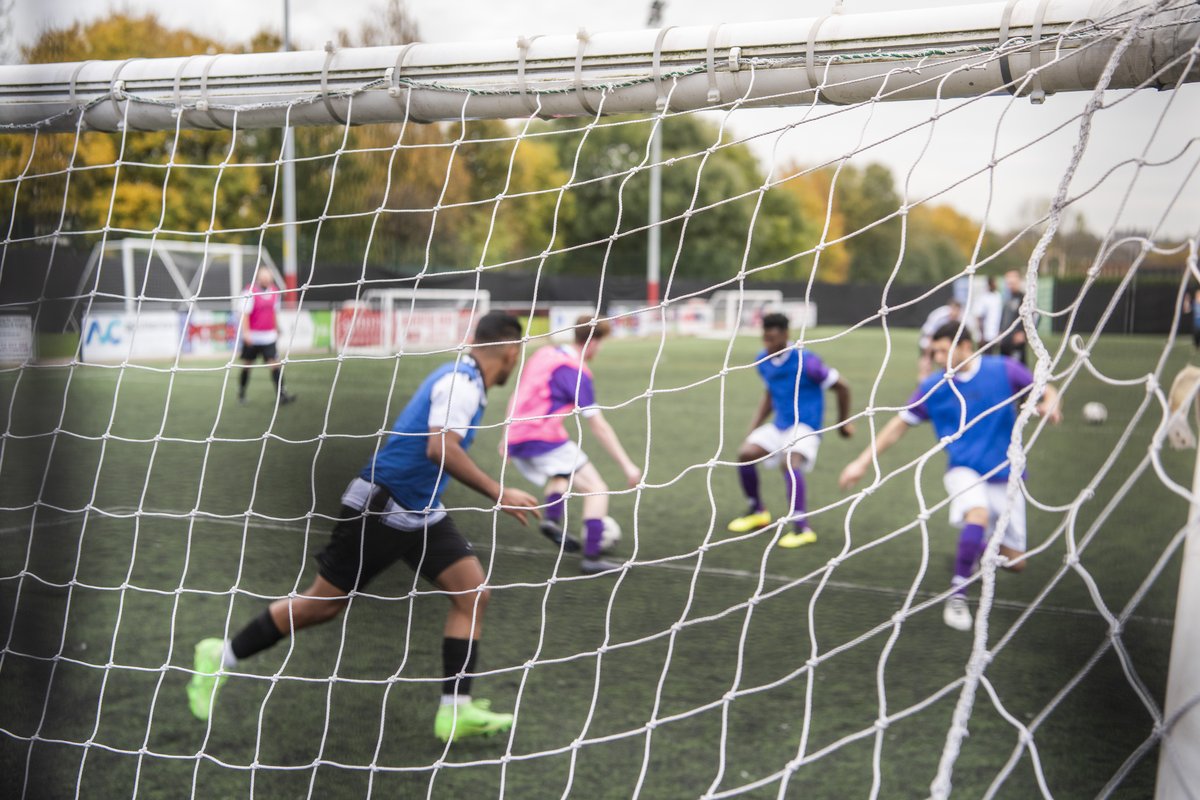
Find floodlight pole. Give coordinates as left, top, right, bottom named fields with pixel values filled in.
left=1156, top=366, right=1200, bottom=798
left=646, top=0, right=664, bottom=307
left=281, top=0, right=299, bottom=306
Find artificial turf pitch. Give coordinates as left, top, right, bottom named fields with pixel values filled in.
left=0, top=327, right=1191, bottom=798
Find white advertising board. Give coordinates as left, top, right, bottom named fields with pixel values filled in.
left=0, top=316, right=33, bottom=364
left=81, top=312, right=182, bottom=362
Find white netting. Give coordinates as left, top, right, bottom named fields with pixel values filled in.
left=2, top=3, right=1199, bottom=798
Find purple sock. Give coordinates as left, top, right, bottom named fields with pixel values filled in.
left=545, top=492, right=564, bottom=523
left=954, top=523, right=987, bottom=595
left=583, top=518, right=605, bottom=558
left=785, top=467, right=807, bottom=531
left=738, top=464, right=763, bottom=513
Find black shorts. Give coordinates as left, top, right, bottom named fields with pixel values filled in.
left=315, top=505, right=475, bottom=592
left=240, top=341, right=279, bottom=362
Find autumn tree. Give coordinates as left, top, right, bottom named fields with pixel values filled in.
left=1, top=15, right=270, bottom=243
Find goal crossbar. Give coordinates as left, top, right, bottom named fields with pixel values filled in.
left=1, top=0, right=1197, bottom=132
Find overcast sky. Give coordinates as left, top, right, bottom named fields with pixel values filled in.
left=8, top=0, right=1199, bottom=239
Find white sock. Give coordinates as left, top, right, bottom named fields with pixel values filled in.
left=949, top=575, right=968, bottom=596
left=221, top=640, right=238, bottom=670
left=440, top=694, right=471, bottom=707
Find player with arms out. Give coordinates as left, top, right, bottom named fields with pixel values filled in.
left=727, top=313, right=853, bottom=548
left=838, top=322, right=1061, bottom=631
left=237, top=265, right=295, bottom=405
left=188, top=311, right=540, bottom=743
left=505, top=316, right=641, bottom=575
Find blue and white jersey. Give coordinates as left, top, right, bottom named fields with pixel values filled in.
left=361, top=355, right=487, bottom=512
left=901, top=355, right=1033, bottom=480
left=756, top=345, right=839, bottom=432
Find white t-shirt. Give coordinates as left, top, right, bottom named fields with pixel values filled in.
left=427, top=368, right=486, bottom=438
left=974, top=291, right=1003, bottom=341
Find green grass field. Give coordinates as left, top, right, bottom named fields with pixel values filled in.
left=0, top=328, right=1193, bottom=798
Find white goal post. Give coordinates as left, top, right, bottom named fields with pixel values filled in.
left=334, top=288, right=492, bottom=354
left=1, top=1, right=1197, bottom=130
left=708, top=290, right=817, bottom=336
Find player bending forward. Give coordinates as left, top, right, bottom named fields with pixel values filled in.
left=505, top=316, right=641, bottom=575
left=727, top=313, right=853, bottom=548
left=188, top=312, right=540, bottom=743
left=838, top=322, right=1060, bottom=631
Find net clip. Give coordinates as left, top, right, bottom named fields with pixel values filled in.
left=705, top=24, right=725, bottom=103
left=999, top=0, right=1050, bottom=103
left=651, top=25, right=676, bottom=111
left=517, top=35, right=544, bottom=115
left=322, top=41, right=348, bottom=125
left=574, top=28, right=598, bottom=116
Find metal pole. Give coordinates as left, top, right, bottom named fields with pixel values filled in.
left=646, top=0, right=664, bottom=307
left=281, top=0, right=299, bottom=305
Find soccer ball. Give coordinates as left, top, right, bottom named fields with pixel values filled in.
left=600, top=516, right=622, bottom=553
left=1082, top=401, right=1108, bottom=424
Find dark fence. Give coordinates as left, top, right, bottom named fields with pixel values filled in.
left=2, top=244, right=1186, bottom=335
left=1051, top=278, right=1187, bottom=335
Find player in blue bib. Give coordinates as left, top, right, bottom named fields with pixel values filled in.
left=839, top=321, right=1060, bottom=631
left=727, top=313, right=854, bottom=548
left=187, top=312, right=541, bottom=743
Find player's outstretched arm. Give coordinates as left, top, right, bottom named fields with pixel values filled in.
left=837, top=415, right=910, bottom=490
left=831, top=377, right=855, bottom=438
left=1038, top=383, right=1063, bottom=424
left=426, top=428, right=541, bottom=525
left=587, top=412, right=642, bottom=488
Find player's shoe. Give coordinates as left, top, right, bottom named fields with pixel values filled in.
left=278, top=391, right=298, bottom=405
left=434, top=699, right=514, bottom=743
left=580, top=556, right=623, bottom=575
left=778, top=528, right=818, bottom=549
left=187, top=637, right=228, bottom=721
left=539, top=519, right=581, bottom=553
left=943, top=595, right=973, bottom=632
left=727, top=510, right=772, bottom=533
left=237, top=390, right=247, bottom=405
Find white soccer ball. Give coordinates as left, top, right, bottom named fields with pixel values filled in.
left=1082, top=401, right=1108, bottom=425
left=600, top=516, right=622, bottom=553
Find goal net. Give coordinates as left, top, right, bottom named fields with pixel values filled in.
left=2, top=2, right=1199, bottom=798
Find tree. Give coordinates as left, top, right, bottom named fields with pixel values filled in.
left=833, top=163, right=904, bottom=283
left=536, top=114, right=816, bottom=282
left=1, top=15, right=269, bottom=242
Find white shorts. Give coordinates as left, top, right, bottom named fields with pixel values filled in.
left=943, top=466, right=1027, bottom=551
left=509, top=441, right=590, bottom=486
left=745, top=422, right=820, bottom=472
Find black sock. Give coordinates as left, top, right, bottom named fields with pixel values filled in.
left=230, top=608, right=285, bottom=661
left=239, top=368, right=250, bottom=394
left=271, top=367, right=282, bottom=391
left=442, top=637, right=478, bottom=697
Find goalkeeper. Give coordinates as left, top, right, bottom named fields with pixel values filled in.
left=726, top=313, right=854, bottom=548
left=188, top=311, right=540, bottom=744
left=838, top=322, right=1060, bottom=631
left=504, top=315, right=641, bottom=575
